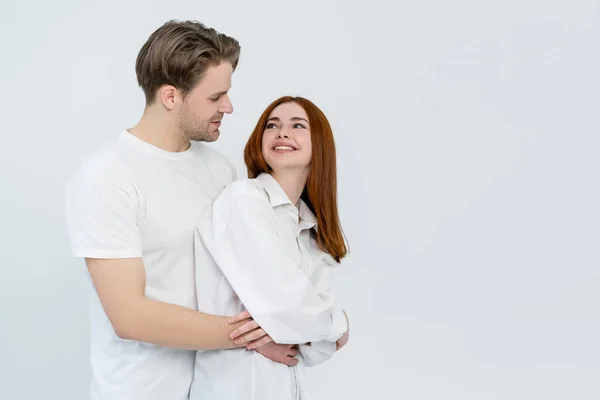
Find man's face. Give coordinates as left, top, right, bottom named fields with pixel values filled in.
left=177, top=62, right=234, bottom=142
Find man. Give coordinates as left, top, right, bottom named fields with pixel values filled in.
left=65, top=20, right=296, bottom=400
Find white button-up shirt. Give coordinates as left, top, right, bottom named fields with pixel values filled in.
left=190, top=172, right=348, bottom=400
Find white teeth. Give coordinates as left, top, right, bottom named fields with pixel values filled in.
left=274, top=146, right=294, bottom=151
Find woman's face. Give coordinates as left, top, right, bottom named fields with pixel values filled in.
left=261, top=102, right=312, bottom=173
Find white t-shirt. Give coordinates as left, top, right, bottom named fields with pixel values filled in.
left=65, top=130, right=237, bottom=400
left=190, top=172, right=348, bottom=400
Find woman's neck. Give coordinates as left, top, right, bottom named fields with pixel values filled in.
left=271, top=169, right=310, bottom=206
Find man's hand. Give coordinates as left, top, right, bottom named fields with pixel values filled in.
left=85, top=258, right=253, bottom=350
left=255, top=342, right=299, bottom=366
left=228, top=310, right=273, bottom=348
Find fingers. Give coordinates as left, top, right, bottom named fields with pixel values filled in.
left=234, top=328, right=267, bottom=346
left=246, top=335, right=273, bottom=350
left=229, top=320, right=259, bottom=340
left=335, top=330, right=350, bottom=351
left=336, top=338, right=348, bottom=351
left=253, top=343, right=299, bottom=366
left=286, top=357, right=299, bottom=366
left=278, top=353, right=298, bottom=366
left=228, top=310, right=252, bottom=325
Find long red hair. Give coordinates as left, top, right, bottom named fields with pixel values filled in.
left=244, top=96, right=348, bottom=263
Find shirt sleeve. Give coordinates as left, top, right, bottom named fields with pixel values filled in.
left=299, top=340, right=337, bottom=367
left=65, top=168, right=143, bottom=259
left=299, top=258, right=338, bottom=366
left=196, top=184, right=348, bottom=345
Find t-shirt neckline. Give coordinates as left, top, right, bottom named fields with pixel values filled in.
left=119, top=130, right=194, bottom=161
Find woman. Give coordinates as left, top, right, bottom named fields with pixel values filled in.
left=190, top=96, right=350, bottom=400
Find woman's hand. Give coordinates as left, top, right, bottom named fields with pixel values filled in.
left=255, top=342, right=299, bottom=366
left=336, top=330, right=349, bottom=350
left=336, top=310, right=350, bottom=350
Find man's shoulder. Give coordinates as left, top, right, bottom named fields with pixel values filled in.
left=189, top=142, right=239, bottom=187
left=68, top=137, right=133, bottom=190
left=190, top=142, right=234, bottom=167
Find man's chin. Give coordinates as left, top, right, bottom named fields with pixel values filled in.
left=207, top=129, right=220, bottom=142
left=191, top=130, right=219, bottom=143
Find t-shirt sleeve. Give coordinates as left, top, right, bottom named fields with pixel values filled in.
left=65, top=168, right=143, bottom=259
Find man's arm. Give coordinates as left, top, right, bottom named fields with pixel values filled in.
left=66, top=166, right=273, bottom=352
left=86, top=257, right=258, bottom=350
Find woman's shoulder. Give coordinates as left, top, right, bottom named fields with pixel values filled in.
left=205, top=178, right=274, bottom=228
left=215, top=178, right=269, bottom=206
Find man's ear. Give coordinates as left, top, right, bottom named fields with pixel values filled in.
left=157, top=85, right=180, bottom=110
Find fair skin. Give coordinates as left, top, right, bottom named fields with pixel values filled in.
left=129, top=62, right=234, bottom=152
left=228, top=101, right=350, bottom=354
left=86, top=62, right=295, bottom=363
left=262, top=102, right=313, bottom=203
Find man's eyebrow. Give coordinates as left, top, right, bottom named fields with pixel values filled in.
left=209, top=90, right=228, bottom=98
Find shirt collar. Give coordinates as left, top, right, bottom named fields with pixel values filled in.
left=298, top=200, right=317, bottom=230
left=255, top=172, right=318, bottom=231
left=256, top=172, right=292, bottom=207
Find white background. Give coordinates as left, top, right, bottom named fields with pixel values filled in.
left=1, top=1, right=599, bottom=399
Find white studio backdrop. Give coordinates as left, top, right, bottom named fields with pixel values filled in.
left=1, top=1, right=599, bottom=399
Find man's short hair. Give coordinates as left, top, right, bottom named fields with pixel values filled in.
left=135, top=20, right=241, bottom=104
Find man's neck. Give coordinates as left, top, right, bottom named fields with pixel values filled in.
left=271, top=169, right=310, bottom=206
left=128, top=108, right=190, bottom=153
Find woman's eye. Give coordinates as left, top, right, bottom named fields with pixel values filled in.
left=294, top=123, right=306, bottom=129
left=266, top=123, right=278, bottom=129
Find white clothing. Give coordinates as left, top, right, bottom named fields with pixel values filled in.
left=65, top=130, right=237, bottom=400
left=190, top=172, right=347, bottom=400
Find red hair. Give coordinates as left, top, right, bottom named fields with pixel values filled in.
left=244, top=96, right=348, bottom=263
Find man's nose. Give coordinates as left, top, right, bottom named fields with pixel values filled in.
left=220, top=95, right=233, bottom=114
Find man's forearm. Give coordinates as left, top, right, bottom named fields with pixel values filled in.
left=116, top=298, right=244, bottom=350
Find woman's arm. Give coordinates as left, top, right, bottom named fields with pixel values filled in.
left=195, top=182, right=348, bottom=345
left=298, top=261, right=349, bottom=366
